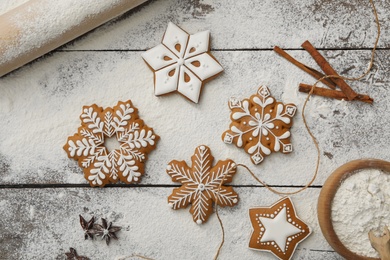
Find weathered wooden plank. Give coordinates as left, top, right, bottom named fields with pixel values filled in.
left=0, top=50, right=389, bottom=185
left=0, top=2, right=385, bottom=260
left=0, top=187, right=342, bottom=259
left=62, top=0, right=389, bottom=50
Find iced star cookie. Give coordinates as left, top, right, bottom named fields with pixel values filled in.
left=142, top=22, right=223, bottom=103
left=64, top=100, right=159, bottom=187
left=249, top=197, right=311, bottom=260
left=222, top=86, right=297, bottom=165
left=167, top=145, right=238, bottom=224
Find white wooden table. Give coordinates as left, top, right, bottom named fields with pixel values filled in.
left=0, top=0, right=389, bottom=259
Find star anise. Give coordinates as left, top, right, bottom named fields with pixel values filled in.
left=79, top=215, right=95, bottom=240
left=94, top=218, right=121, bottom=245
left=65, top=248, right=90, bottom=260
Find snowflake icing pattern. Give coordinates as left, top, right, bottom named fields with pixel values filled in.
left=222, top=86, right=297, bottom=165
left=167, top=145, right=239, bottom=224
left=142, top=22, right=223, bottom=103
left=64, top=101, right=159, bottom=187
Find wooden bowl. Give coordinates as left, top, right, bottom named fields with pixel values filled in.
left=318, top=159, right=390, bottom=260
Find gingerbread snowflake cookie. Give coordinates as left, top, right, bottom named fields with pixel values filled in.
left=249, top=197, right=311, bottom=260
left=167, top=145, right=238, bottom=224
left=64, top=100, right=159, bottom=187
left=222, top=86, right=297, bottom=165
left=142, top=22, right=223, bottom=103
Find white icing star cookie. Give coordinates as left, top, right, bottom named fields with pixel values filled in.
left=249, top=197, right=311, bottom=260
left=142, top=22, right=223, bottom=103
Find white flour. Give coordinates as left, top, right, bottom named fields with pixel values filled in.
left=0, top=0, right=28, bottom=15
left=2, top=0, right=122, bottom=62
left=332, top=169, right=390, bottom=258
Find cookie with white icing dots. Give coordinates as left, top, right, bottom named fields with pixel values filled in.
left=166, top=145, right=238, bottom=224
left=64, top=100, right=159, bottom=187
left=249, top=197, right=311, bottom=260
left=222, top=86, right=297, bottom=165
left=142, top=22, right=223, bottom=103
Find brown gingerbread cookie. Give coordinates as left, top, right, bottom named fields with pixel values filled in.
left=249, top=197, right=311, bottom=260
left=166, top=145, right=238, bottom=224
left=64, top=100, right=159, bottom=187
left=142, top=22, right=223, bottom=103
left=222, top=86, right=297, bottom=165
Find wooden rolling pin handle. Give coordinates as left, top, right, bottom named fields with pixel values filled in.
left=0, top=0, right=148, bottom=77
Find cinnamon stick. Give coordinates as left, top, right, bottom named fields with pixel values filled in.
left=273, top=46, right=337, bottom=89
left=301, top=40, right=358, bottom=101
left=299, top=83, right=373, bottom=104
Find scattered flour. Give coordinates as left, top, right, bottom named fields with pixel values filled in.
left=332, top=169, right=390, bottom=258
left=0, top=49, right=324, bottom=186
left=0, top=0, right=387, bottom=258
left=0, top=0, right=28, bottom=15
left=2, top=0, right=123, bottom=62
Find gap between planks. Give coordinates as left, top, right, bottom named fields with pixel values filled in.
left=0, top=184, right=323, bottom=189
left=3, top=47, right=386, bottom=77
left=56, top=47, right=390, bottom=52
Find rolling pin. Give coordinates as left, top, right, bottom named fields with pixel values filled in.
left=0, top=0, right=148, bottom=77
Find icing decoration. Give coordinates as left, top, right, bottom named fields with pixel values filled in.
left=64, top=100, right=159, bottom=187
left=249, top=197, right=311, bottom=260
left=142, top=22, right=223, bottom=103
left=167, top=145, right=238, bottom=224
left=222, top=86, right=297, bottom=165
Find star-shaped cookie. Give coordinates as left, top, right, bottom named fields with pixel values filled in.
left=249, top=197, right=311, bottom=260
left=167, top=145, right=238, bottom=224
left=142, top=22, right=223, bottom=103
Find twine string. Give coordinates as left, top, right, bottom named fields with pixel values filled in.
left=115, top=255, right=154, bottom=260
left=214, top=0, right=380, bottom=259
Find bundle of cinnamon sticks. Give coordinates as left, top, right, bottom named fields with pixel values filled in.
left=274, top=40, right=373, bottom=104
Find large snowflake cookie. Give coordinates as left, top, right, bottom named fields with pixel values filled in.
left=142, top=22, right=223, bottom=103
left=249, top=197, right=311, bottom=260
left=222, top=86, right=297, bottom=165
left=64, top=101, right=159, bottom=187
left=167, top=145, right=238, bottom=224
